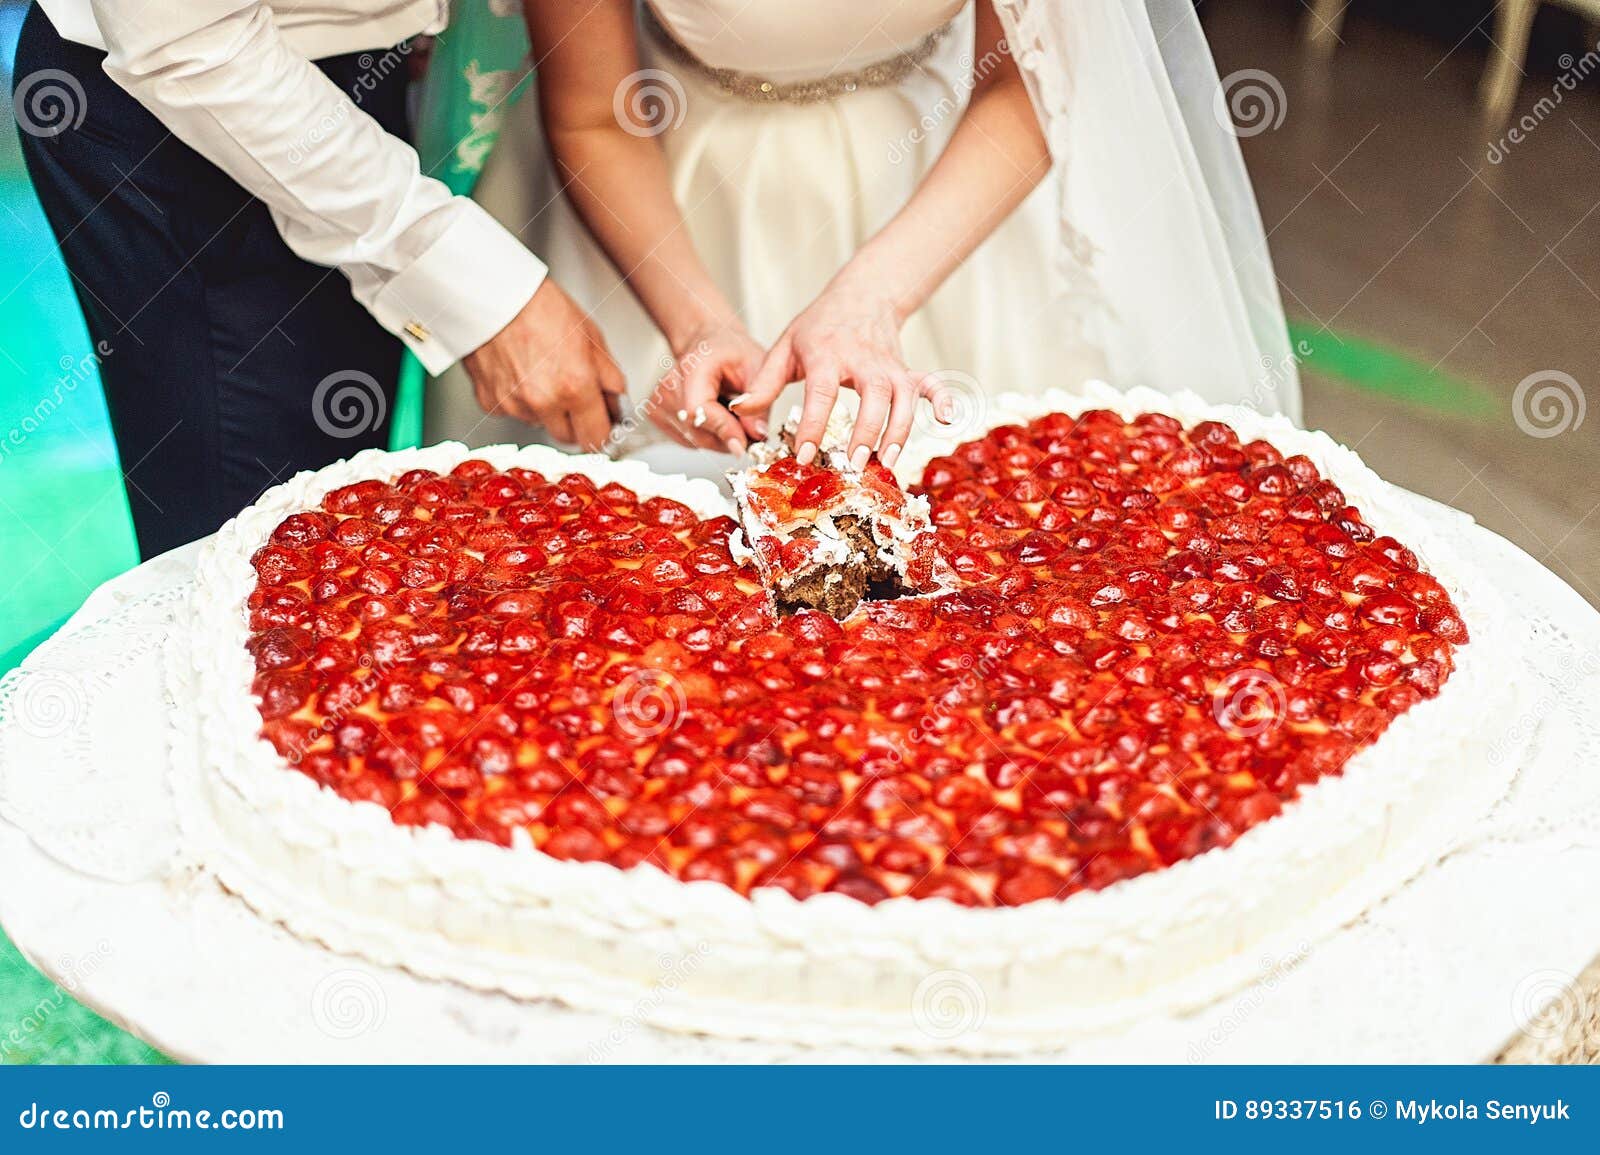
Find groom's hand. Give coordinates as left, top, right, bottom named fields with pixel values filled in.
left=463, top=279, right=627, bottom=451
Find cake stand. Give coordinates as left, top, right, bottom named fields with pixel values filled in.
left=2, top=496, right=1598, bottom=1063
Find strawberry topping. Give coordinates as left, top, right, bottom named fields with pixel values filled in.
left=246, top=410, right=1466, bottom=907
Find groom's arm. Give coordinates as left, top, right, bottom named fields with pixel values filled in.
left=87, top=0, right=544, bottom=376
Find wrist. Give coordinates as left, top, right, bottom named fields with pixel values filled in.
left=659, top=297, right=742, bottom=357
left=827, top=258, right=917, bottom=328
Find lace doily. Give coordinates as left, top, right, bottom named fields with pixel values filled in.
left=0, top=581, right=190, bottom=885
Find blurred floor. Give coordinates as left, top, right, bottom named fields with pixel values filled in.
left=1207, top=0, right=1600, bottom=605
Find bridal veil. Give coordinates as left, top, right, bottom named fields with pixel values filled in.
left=994, top=0, right=1301, bottom=421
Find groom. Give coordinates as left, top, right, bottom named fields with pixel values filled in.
left=14, top=1, right=625, bottom=558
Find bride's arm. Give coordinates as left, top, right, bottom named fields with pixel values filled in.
left=739, top=1, right=1051, bottom=468
left=524, top=0, right=761, bottom=453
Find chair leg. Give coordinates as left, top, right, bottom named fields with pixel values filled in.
left=1480, top=0, right=1540, bottom=124
left=1301, top=0, right=1350, bottom=59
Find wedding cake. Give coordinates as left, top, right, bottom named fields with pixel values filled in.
left=177, top=383, right=1520, bottom=1052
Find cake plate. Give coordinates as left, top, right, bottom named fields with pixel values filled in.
left=2, top=498, right=1598, bottom=1063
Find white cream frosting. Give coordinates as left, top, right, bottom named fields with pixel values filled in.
left=177, top=384, right=1526, bottom=1054
left=732, top=397, right=950, bottom=597
left=728, top=467, right=934, bottom=582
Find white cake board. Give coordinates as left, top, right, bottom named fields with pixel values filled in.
left=2, top=501, right=1598, bottom=1064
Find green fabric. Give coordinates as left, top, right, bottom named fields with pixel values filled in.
left=1, top=53, right=152, bottom=1063
left=388, top=3, right=533, bottom=450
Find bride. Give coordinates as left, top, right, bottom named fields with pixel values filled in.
left=427, top=0, right=1300, bottom=472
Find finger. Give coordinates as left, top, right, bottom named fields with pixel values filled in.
left=473, top=372, right=529, bottom=425
left=649, top=408, right=702, bottom=449
left=846, top=371, right=893, bottom=471
left=919, top=373, right=959, bottom=425
left=568, top=382, right=616, bottom=453
left=586, top=320, right=627, bottom=391
left=652, top=396, right=723, bottom=451
left=880, top=370, right=920, bottom=469
left=737, top=335, right=795, bottom=438
left=683, top=425, right=729, bottom=454
left=497, top=388, right=539, bottom=427
left=694, top=401, right=747, bottom=455
left=792, top=363, right=841, bottom=466
left=538, top=406, right=576, bottom=446
left=597, top=348, right=628, bottom=398
left=474, top=381, right=502, bottom=421
left=683, top=362, right=747, bottom=455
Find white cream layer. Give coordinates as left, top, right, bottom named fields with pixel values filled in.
left=178, top=385, right=1524, bottom=1054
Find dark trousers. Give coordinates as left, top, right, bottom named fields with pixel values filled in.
left=14, top=3, right=406, bottom=558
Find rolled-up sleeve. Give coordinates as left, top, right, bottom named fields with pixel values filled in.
left=90, top=1, right=545, bottom=373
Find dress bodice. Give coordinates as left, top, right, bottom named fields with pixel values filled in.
left=645, top=0, right=969, bottom=81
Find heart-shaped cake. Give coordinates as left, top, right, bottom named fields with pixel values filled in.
left=183, top=384, right=1516, bottom=1052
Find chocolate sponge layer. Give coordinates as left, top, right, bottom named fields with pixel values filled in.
left=772, top=516, right=907, bottom=620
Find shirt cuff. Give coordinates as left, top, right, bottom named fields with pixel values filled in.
left=368, top=199, right=548, bottom=376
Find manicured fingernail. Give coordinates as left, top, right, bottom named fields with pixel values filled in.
left=693, top=406, right=707, bottom=428
left=751, top=419, right=768, bottom=437
left=850, top=445, right=870, bottom=471
left=796, top=441, right=817, bottom=465
left=726, top=395, right=748, bottom=409
left=882, top=442, right=901, bottom=468
left=724, top=437, right=743, bottom=455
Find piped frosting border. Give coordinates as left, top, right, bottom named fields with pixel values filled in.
left=174, top=383, right=1526, bottom=1053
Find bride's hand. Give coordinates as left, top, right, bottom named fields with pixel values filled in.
left=739, top=278, right=937, bottom=469
left=649, top=320, right=766, bottom=454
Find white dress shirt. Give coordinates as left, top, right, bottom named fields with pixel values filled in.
left=36, top=1, right=547, bottom=374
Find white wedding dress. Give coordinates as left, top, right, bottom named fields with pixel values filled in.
left=427, top=0, right=1300, bottom=471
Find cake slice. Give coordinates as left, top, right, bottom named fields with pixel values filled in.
left=729, top=416, right=948, bottom=619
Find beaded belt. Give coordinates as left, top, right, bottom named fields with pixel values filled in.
left=641, top=4, right=953, bottom=105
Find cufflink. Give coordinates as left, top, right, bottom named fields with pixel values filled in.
left=403, top=321, right=431, bottom=341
